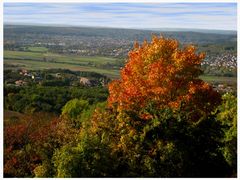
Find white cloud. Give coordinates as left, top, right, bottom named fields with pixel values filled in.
left=4, top=3, right=237, bottom=30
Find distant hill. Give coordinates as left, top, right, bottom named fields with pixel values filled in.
left=143, top=28, right=237, bottom=35
left=4, top=24, right=237, bottom=44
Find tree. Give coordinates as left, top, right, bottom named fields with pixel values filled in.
left=53, top=102, right=114, bottom=178
left=5, top=36, right=233, bottom=177
left=82, top=36, right=228, bottom=177
left=4, top=112, right=59, bottom=177
left=61, top=99, right=89, bottom=128
left=217, top=93, right=237, bottom=176
left=108, top=35, right=221, bottom=121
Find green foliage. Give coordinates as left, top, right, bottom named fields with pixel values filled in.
left=4, top=85, right=108, bottom=114
left=4, top=88, right=236, bottom=178
left=62, top=99, right=89, bottom=120
left=4, top=33, right=237, bottom=177
left=61, top=99, right=89, bottom=127
left=129, top=109, right=229, bottom=176
left=58, top=104, right=229, bottom=177
left=53, top=145, right=82, bottom=177
left=33, top=160, right=54, bottom=178
left=217, top=93, right=237, bottom=175
left=53, top=103, right=117, bottom=177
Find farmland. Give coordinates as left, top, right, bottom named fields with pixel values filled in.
left=4, top=50, right=121, bottom=78
left=28, top=46, right=48, bottom=52
left=200, top=75, right=236, bottom=84
left=4, top=49, right=237, bottom=87
left=3, top=25, right=237, bottom=111
left=4, top=25, right=237, bottom=79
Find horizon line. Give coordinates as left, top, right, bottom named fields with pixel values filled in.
left=4, top=22, right=237, bottom=32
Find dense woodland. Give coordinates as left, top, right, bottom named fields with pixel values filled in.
left=4, top=36, right=237, bottom=177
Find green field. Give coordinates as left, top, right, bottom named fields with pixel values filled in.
left=200, top=75, right=237, bottom=84
left=4, top=50, right=237, bottom=83
left=4, top=50, right=44, bottom=60
left=28, top=46, right=48, bottom=52
left=4, top=50, right=119, bottom=64
left=4, top=50, right=121, bottom=78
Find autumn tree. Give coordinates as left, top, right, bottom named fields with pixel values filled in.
left=108, top=35, right=221, bottom=121
left=11, top=36, right=233, bottom=177
left=4, top=113, right=58, bottom=177
left=73, top=36, right=230, bottom=177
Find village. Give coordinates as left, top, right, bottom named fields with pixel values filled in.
left=4, top=68, right=236, bottom=95
left=212, top=83, right=235, bottom=94
left=5, top=69, right=110, bottom=88
left=201, top=53, right=237, bottom=77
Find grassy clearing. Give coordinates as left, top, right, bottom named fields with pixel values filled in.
left=200, top=75, right=237, bottom=84
left=4, top=50, right=119, bottom=65
left=5, top=59, right=120, bottom=78
left=4, top=50, right=236, bottom=82
left=4, top=50, right=121, bottom=78
left=28, top=47, right=48, bottom=52
left=4, top=50, right=44, bottom=60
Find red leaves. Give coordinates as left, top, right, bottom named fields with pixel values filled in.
left=4, top=124, right=27, bottom=149
left=108, top=35, right=220, bottom=120
left=4, top=113, right=59, bottom=177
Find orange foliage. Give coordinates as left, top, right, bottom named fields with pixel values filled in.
left=108, top=36, right=220, bottom=120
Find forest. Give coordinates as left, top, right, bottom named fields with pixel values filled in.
left=4, top=36, right=237, bottom=177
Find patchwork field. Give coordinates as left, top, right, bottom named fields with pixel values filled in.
left=200, top=75, right=236, bottom=84
left=4, top=50, right=121, bottom=78
left=27, top=46, right=48, bottom=52
left=4, top=50, right=237, bottom=84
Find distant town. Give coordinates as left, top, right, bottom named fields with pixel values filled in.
left=4, top=25, right=237, bottom=96
left=5, top=68, right=110, bottom=88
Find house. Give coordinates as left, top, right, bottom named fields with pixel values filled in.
left=19, top=69, right=28, bottom=75
left=80, top=77, right=92, bottom=86
left=56, top=73, right=61, bottom=78
left=15, top=80, right=27, bottom=86
left=218, top=84, right=224, bottom=89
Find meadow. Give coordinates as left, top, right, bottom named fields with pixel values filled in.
left=27, top=46, right=48, bottom=53
left=4, top=49, right=237, bottom=85
left=199, top=75, right=236, bottom=86
left=4, top=50, right=120, bottom=78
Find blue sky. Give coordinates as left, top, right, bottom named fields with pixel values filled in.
left=4, top=3, right=237, bottom=30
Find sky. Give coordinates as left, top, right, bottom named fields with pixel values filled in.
left=4, top=3, right=237, bottom=31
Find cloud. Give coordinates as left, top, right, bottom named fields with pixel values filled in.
left=3, top=3, right=237, bottom=30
